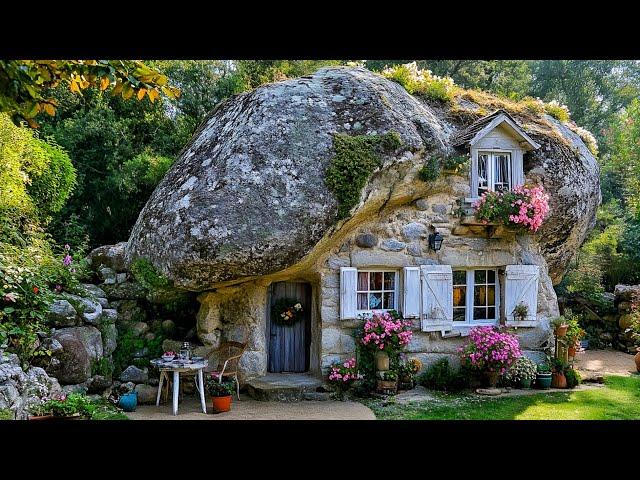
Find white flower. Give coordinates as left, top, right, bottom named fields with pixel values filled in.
left=294, top=303, right=302, bottom=310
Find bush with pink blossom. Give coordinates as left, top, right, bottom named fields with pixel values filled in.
left=473, top=184, right=550, bottom=233
left=359, top=311, right=413, bottom=354
left=458, top=326, right=522, bottom=376
left=327, top=357, right=363, bottom=395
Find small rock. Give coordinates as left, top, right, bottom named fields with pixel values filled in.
left=48, top=299, right=79, bottom=327
left=88, top=375, right=112, bottom=393
left=119, top=381, right=135, bottom=394
left=432, top=204, right=448, bottom=214
left=99, top=266, right=117, bottom=284
left=97, top=297, right=109, bottom=308
left=475, top=388, right=503, bottom=396
left=415, top=199, right=429, bottom=211
left=80, top=283, right=107, bottom=299
left=102, top=309, right=118, bottom=323
left=119, top=365, right=148, bottom=384
left=619, top=314, right=634, bottom=330
left=401, top=222, right=426, bottom=241
left=381, top=239, right=406, bottom=252
left=134, top=384, right=157, bottom=404
left=62, top=382, right=89, bottom=396
left=355, top=233, right=378, bottom=248
left=407, top=243, right=422, bottom=256
left=116, top=273, right=128, bottom=284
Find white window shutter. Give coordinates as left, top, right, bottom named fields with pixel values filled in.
left=420, top=265, right=453, bottom=332
left=512, top=150, right=524, bottom=187
left=505, top=265, right=539, bottom=324
left=402, top=267, right=421, bottom=319
left=470, top=148, right=479, bottom=198
left=340, top=267, right=358, bottom=320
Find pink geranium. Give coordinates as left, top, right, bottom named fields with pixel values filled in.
left=473, top=184, right=550, bottom=233
left=458, top=326, right=522, bottom=375
left=359, top=311, right=413, bottom=354
left=328, top=357, right=363, bottom=391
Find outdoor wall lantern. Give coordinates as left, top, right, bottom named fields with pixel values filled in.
left=428, top=231, right=444, bottom=251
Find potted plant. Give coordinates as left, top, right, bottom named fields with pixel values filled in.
left=551, top=316, right=568, bottom=337
left=118, top=391, right=138, bottom=412
left=512, top=302, right=529, bottom=322
left=458, top=326, right=521, bottom=388
left=536, top=362, right=552, bottom=389
left=206, top=376, right=234, bottom=413
left=504, top=356, right=537, bottom=389
left=565, top=367, right=581, bottom=389
left=328, top=357, right=362, bottom=397
left=376, top=370, right=398, bottom=394
left=28, top=402, right=55, bottom=420
left=551, top=358, right=568, bottom=388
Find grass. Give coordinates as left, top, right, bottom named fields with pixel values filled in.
left=365, top=375, right=640, bottom=420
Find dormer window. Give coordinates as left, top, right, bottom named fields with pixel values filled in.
left=451, top=110, right=540, bottom=200
left=477, top=151, right=512, bottom=197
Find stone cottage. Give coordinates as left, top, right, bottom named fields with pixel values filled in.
left=123, top=67, right=600, bottom=387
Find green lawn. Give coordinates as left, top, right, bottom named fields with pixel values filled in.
left=365, top=375, right=640, bottom=420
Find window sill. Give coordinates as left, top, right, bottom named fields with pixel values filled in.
left=504, top=321, right=538, bottom=328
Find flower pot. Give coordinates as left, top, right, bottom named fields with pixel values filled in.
left=568, top=345, right=577, bottom=358
left=118, top=392, right=137, bottom=412
left=376, top=379, right=398, bottom=394
left=536, top=373, right=552, bottom=389
left=375, top=351, right=390, bottom=371
left=551, top=372, right=567, bottom=389
left=554, top=325, right=568, bottom=337
left=482, top=371, right=499, bottom=388
left=28, top=415, right=55, bottom=421
left=635, top=348, right=640, bottom=373
left=211, top=395, right=232, bottom=413
left=519, top=378, right=533, bottom=389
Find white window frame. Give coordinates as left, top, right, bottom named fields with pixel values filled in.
left=477, top=150, right=513, bottom=197
left=451, top=269, right=500, bottom=326
left=355, top=268, right=400, bottom=315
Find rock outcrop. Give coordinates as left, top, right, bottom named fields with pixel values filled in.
left=125, top=67, right=600, bottom=290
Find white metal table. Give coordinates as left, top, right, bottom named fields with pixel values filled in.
left=150, top=358, right=208, bottom=415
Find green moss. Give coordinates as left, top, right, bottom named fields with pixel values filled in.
left=325, top=131, right=402, bottom=220
left=130, top=258, right=170, bottom=290
left=418, top=156, right=441, bottom=182
left=91, top=357, right=114, bottom=377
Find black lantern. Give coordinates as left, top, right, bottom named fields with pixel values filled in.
left=428, top=231, right=444, bottom=251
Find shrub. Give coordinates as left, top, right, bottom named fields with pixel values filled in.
left=91, top=357, right=114, bottom=377
left=418, top=156, right=440, bottom=182
left=458, top=326, right=522, bottom=375
left=503, top=356, right=537, bottom=385
left=442, top=154, right=469, bottom=174
left=205, top=376, right=234, bottom=397
left=359, top=311, right=413, bottom=356
left=417, top=358, right=467, bottom=391
left=0, top=408, right=13, bottom=420
left=473, top=184, right=550, bottom=233
left=382, top=62, right=457, bottom=102
left=544, top=100, right=570, bottom=122
left=328, top=357, right=362, bottom=395
left=565, top=368, right=581, bottom=389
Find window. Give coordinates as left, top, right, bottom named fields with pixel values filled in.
left=477, top=151, right=512, bottom=197
left=357, top=270, right=398, bottom=312
left=452, top=269, right=499, bottom=324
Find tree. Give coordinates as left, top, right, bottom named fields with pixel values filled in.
left=0, top=60, right=180, bottom=127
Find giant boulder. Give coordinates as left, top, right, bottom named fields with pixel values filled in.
left=126, top=67, right=600, bottom=289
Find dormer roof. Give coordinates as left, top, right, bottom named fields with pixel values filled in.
left=451, top=109, right=541, bottom=151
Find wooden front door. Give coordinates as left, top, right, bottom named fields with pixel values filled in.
left=267, top=282, right=311, bottom=373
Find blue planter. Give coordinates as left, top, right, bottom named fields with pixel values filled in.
left=118, top=392, right=138, bottom=412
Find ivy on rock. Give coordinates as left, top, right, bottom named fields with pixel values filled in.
left=325, top=131, right=402, bottom=220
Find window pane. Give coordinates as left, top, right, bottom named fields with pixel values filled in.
left=383, top=292, right=395, bottom=309
left=453, top=308, right=466, bottom=322
left=488, top=307, right=496, bottom=320
left=475, top=270, right=486, bottom=284
left=478, top=154, right=488, bottom=196
left=453, top=270, right=466, bottom=285
left=474, top=285, right=486, bottom=306
left=383, top=272, right=395, bottom=290
left=453, top=286, right=466, bottom=307
left=474, top=307, right=488, bottom=320
left=369, top=293, right=382, bottom=310
left=357, top=272, right=368, bottom=291
left=370, top=272, right=383, bottom=290
left=494, top=154, right=511, bottom=191
left=487, top=285, right=495, bottom=306
left=487, top=270, right=495, bottom=283
left=357, top=293, right=368, bottom=310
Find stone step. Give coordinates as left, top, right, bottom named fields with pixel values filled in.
left=245, top=373, right=325, bottom=402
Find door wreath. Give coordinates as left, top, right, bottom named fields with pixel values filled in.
left=271, top=298, right=304, bottom=326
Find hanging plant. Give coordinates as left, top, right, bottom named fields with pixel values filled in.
left=271, top=298, right=304, bottom=326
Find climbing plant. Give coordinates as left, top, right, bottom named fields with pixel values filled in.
left=325, top=131, right=402, bottom=219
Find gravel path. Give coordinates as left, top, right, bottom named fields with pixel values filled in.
left=126, top=394, right=375, bottom=420
left=574, top=349, right=637, bottom=381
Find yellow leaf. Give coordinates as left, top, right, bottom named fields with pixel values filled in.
left=111, top=81, right=123, bottom=97
left=100, top=77, right=110, bottom=91
left=148, top=89, right=159, bottom=103
left=122, top=84, right=134, bottom=100
left=137, top=88, right=147, bottom=101
left=69, top=80, right=80, bottom=93
left=43, top=103, right=56, bottom=116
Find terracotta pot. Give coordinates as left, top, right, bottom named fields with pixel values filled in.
left=483, top=371, right=499, bottom=388
left=568, top=345, right=577, bottom=358
left=635, top=348, right=640, bottom=373
left=551, top=372, right=567, bottom=389
left=376, top=379, right=398, bottom=394
left=375, top=351, right=390, bottom=371
left=555, top=325, right=568, bottom=337
left=211, top=395, right=232, bottom=413
left=28, top=415, right=55, bottom=421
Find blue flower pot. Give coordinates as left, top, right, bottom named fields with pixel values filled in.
left=118, top=392, right=138, bottom=412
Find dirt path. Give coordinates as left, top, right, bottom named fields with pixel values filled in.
left=127, top=394, right=375, bottom=420
left=574, top=349, right=637, bottom=381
